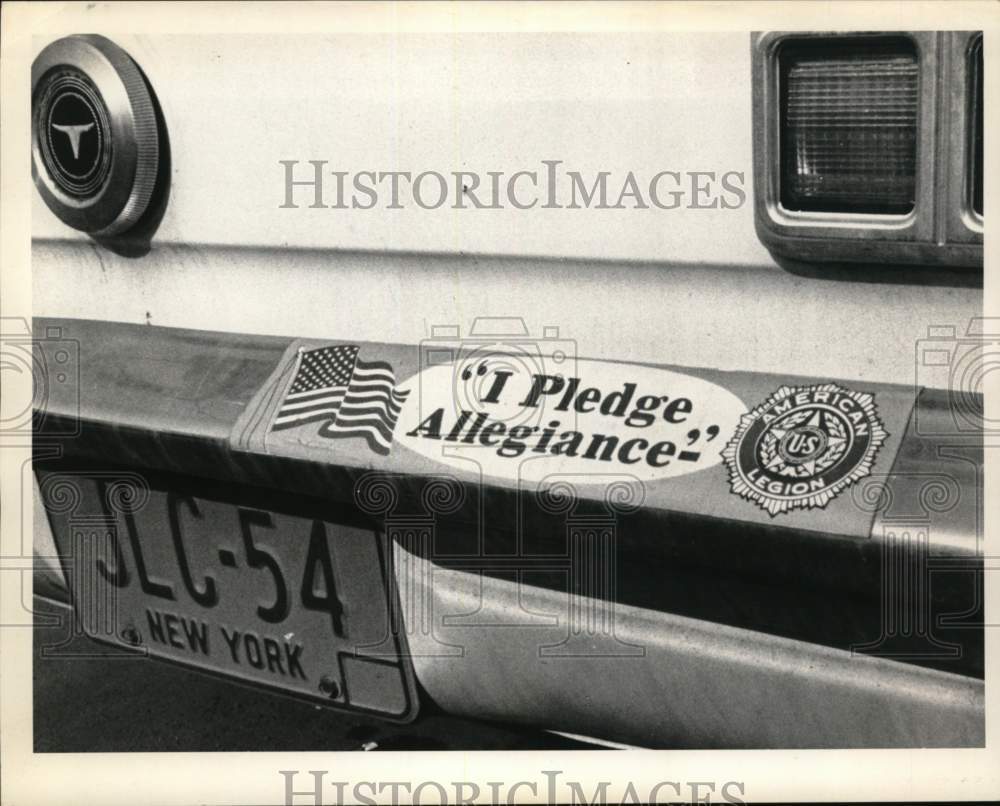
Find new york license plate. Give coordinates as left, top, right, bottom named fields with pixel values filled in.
left=37, top=465, right=417, bottom=722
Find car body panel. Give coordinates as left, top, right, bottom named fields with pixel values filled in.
left=400, top=543, right=984, bottom=749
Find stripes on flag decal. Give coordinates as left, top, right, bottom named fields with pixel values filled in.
left=271, top=345, right=409, bottom=455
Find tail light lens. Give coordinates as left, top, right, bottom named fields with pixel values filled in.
left=779, top=38, right=919, bottom=214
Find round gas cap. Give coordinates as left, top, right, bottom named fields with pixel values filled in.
left=32, top=35, right=160, bottom=236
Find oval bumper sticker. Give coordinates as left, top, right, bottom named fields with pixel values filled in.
left=394, top=355, right=747, bottom=484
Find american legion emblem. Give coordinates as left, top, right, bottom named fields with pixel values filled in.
left=721, top=383, right=887, bottom=516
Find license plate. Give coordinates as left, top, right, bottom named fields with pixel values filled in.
left=37, top=464, right=417, bottom=722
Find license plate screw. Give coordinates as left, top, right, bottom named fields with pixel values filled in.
left=318, top=675, right=340, bottom=698
left=120, top=626, right=142, bottom=646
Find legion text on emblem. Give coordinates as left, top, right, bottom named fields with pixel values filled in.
left=721, top=383, right=887, bottom=516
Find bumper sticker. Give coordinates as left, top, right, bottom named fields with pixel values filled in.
left=721, top=383, right=887, bottom=516
left=394, top=356, right=746, bottom=483
left=231, top=337, right=916, bottom=539
left=269, top=344, right=410, bottom=456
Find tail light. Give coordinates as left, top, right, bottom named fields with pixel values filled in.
left=779, top=38, right=919, bottom=215
left=752, top=31, right=983, bottom=269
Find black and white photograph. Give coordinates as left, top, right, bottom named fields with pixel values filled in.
left=1, top=2, right=997, bottom=804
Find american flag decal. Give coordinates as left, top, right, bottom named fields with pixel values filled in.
left=271, top=345, right=409, bottom=456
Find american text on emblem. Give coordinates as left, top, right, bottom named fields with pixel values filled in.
left=721, top=383, right=887, bottom=516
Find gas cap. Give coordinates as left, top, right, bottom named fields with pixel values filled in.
left=32, top=35, right=160, bottom=236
